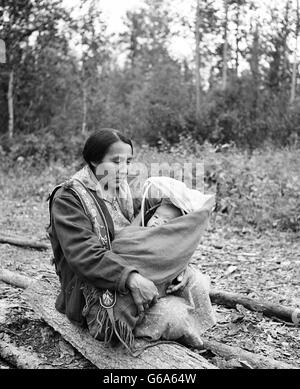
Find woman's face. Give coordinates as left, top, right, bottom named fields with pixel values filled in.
left=94, top=141, right=133, bottom=190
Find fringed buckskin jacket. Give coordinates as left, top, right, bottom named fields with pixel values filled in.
left=47, top=178, right=139, bottom=328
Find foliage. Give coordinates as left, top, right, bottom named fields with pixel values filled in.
left=1, top=0, right=300, bottom=149
left=132, top=141, right=300, bottom=233
left=0, top=1, right=300, bottom=235
left=196, top=74, right=300, bottom=148
left=0, top=130, right=86, bottom=168
left=0, top=0, right=73, bottom=135
left=1, top=139, right=299, bottom=234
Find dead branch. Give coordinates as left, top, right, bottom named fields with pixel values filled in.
left=0, top=268, right=32, bottom=289
left=201, top=338, right=297, bottom=369
left=0, top=235, right=50, bottom=251
left=210, top=289, right=300, bottom=325
left=0, top=336, right=54, bottom=369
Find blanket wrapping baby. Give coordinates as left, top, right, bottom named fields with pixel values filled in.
left=83, top=207, right=216, bottom=351
left=112, top=208, right=210, bottom=293
left=111, top=209, right=216, bottom=348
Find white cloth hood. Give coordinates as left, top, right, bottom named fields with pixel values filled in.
left=141, top=176, right=215, bottom=225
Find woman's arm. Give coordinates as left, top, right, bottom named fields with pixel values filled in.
left=51, top=193, right=138, bottom=293
left=51, top=192, right=160, bottom=314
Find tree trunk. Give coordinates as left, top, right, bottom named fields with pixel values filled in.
left=222, top=0, right=229, bottom=90
left=235, top=4, right=240, bottom=76
left=195, top=0, right=201, bottom=121
left=282, top=0, right=291, bottom=85
left=0, top=39, right=6, bottom=63
left=82, top=84, right=87, bottom=135
left=291, top=0, right=299, bottom=104
left=7, top=70, right=14, bottom=139
left=249, top=21, right=260, bottom=111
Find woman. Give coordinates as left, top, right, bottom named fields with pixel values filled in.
left=47, top=128, right=215, bottom=352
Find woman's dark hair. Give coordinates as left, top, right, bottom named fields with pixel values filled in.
left=82, top=128, right=133, bottom=170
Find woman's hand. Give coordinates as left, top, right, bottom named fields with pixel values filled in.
left=126, top=272, right=159, bottom=317
left=165, top=270, right=189, bottom=295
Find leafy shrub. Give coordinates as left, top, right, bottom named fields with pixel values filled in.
left=1, top=134, right=299, bottom=233
left=1, top=130, right=86, bottom=168
left=134, top=141, right=300, bottom=233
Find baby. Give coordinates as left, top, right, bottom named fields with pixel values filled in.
left=146, top=199, right=185, bottom=287
left=146, top=199, right=183, bottom=227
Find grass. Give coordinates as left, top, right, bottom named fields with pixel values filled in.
left=0, top=142, right=299, bottom=233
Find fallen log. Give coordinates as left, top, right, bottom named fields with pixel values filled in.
left=0, top=268, right=33, bottom=289
left=1, top=269, right=299, bottom=369
left=1, top=269, right=217, bottom=368
left=0, top=299, right=95, bottom=369
left=0, top=335, right=54, bottom=369
left=23, top=280, right=217, bottom=369
left=2, top=269, right=299, bottom=326
left=210, top=289, right=300, bottom=326
left=23, top=281, right=298, bottom=370
left=201, top=339, right=296, bottom=369
left=0, top=235, right=50, bottom=251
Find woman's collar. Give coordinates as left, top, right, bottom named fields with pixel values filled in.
left=72, top=165, right=101, bottom=191
left=72, top=165, right=117, bottom=201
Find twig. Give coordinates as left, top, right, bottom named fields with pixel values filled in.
left=210, top=289, right=300, bottom=326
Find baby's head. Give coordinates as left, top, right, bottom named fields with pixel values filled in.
left=147, top=199, right=182, bottom=227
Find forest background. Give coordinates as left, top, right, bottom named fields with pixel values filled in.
left=0, top=0, right=299, bottom=233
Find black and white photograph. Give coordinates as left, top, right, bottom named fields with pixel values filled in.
left=0, top=0, right=299, bottom=374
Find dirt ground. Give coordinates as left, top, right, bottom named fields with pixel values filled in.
left=0, top=195, right=299, bottom=369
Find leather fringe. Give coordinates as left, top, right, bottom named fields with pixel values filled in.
left=82, top=285, right=135, bottom=353
left=82, top=284, right=189, bottom=358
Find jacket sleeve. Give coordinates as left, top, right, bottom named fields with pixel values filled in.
left=51, top=192, right=138, bottom=293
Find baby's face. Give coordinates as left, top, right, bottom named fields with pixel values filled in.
left=147, top=203, right=182, bottom=227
